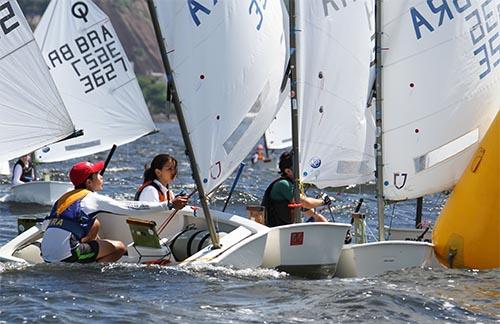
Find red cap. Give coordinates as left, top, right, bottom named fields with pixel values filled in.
left=69, top=161, right=105, bottom=186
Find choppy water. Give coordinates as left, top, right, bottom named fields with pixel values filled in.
left=0, top=122, right=498, bottom=323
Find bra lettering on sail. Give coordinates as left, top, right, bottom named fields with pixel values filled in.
left=249, top=0, right=267, bottom=30
left=0, top=1, right=19, bottom=36
left=45, top=24, right=128, bottom=93
left=411, top=1, right=499, bottom=79
left=188, top=0, right=219, bottom=26
left=322, top=0, right=361, bottom=16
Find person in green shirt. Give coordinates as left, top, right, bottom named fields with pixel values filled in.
left=261, top=151, right=330, bottom=227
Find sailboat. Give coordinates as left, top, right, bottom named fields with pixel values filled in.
left=143, top=0, right=350, bottom=277
left=0, top=0, right=76, bottom=168
left=335, top=0, right=499, bottom=277
left=6, top=0, right=157, bottom=205
left=0, top=0, right=350, bottom=278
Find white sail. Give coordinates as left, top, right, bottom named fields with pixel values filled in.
left=382, top=1, right=500, bottom=200
left=297, top=0, right=376, bottom=188
left=153, top=0, right=288, bottom=193
left=33, top=0, right=156, bottom=163
left=0, top=0, right=75, bottom=162
left=265, top=91, right=292, bottom=150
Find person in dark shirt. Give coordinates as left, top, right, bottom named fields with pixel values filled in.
left=11, top=154, right=36, bottom=186
left=261, top=151, right=330, bottom=227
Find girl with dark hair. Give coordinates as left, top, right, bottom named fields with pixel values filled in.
left=135, top=154, right=188, bottom=210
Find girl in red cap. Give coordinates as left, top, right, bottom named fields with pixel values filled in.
left=41, top=160, right=175, bottom=264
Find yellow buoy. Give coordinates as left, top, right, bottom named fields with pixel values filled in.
left=433, top=112, right=499, bottom=269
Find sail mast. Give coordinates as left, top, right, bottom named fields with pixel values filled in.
left=289, top=0, right=301, bottom=223
left=375, top=0, right=385, bottom=241
left=147, top=0, right=220, bottom=248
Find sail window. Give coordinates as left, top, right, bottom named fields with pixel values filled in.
left=414, top=128, right=479, bottom=172
left=65, top=140, right=101, bottom=151
left=223, top=81, right=270, bottom=154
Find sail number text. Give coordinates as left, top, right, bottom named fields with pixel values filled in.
left=188, top=0, right=268, bottom=30
left=0, top=1, right=20, bottom=37
left=411, top=0, right=499, bottom=80
left=46, top=25, right=128, bottom=93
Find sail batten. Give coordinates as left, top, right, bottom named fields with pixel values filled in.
left=33, top=0, right=156, bottom=163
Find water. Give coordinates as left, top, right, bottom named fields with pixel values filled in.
left=0, top=122, right=498, bottom=323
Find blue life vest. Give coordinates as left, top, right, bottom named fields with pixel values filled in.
left=46, top=189, right=94, bottom=240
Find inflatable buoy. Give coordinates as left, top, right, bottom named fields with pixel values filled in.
left=433, top=113, right=499, bottom=269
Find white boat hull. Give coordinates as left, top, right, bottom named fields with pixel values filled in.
left=1, top=207, right=350, bottom=278
left=262, top=223, right=350, bottom=278
left=7, top=181, right=73, bottom=205
left=335, top=241, right=435, bottom=278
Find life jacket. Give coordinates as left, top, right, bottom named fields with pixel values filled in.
left=45, top=189, right=93, bottom=240
left=12, top=159, right=35, bottom=182
left=134, top=181, right=167, bottom=202
left=261, top=177, right=293, bottom=227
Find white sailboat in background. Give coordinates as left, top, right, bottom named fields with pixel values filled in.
left=285, top=0, right=435, bottom=278
left=0, top=0, right=76, bottom=174
left=336, top=0, right=499, bottom=277
left=382, top=0, right=499, bottom=241
left=0, top=0, right=81, bottom=205
left=7, top=0, right=157, bottom=205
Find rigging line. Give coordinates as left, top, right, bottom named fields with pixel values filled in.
left=387, top=203, right=396, bottom=238
left=0, top=38, right=33, bottom=61
left=365, top=222, right=378, bottom=241
left=300, top=79, right=362, bottom=109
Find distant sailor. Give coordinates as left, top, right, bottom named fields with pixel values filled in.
left=251, top=144, right=265, bottom=164
left=261, top=151, right=330, bottom=227
left=135, top=154, right=188, bottom=208
left=41, top=160, right=174, bottom=263
left=11, top=154, right=36, bottom=186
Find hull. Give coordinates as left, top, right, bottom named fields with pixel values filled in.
left=262, top=223, right=350, bottom=278
left=335, top=241, right=435, bottom=278
left=0, top=207, right=350, bottom=278
left=7, top=181, right=73, bottom=205
left=385, top=226, right=432, bottom=242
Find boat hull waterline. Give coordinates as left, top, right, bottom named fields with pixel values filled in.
left=0, top=207, right=351, bottom=278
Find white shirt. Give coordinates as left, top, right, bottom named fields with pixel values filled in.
left=41, top=191, right=170, bottom=262
left=138, top=179, right=169, bottom=202
left=12, top=164, right=26, bottom=186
